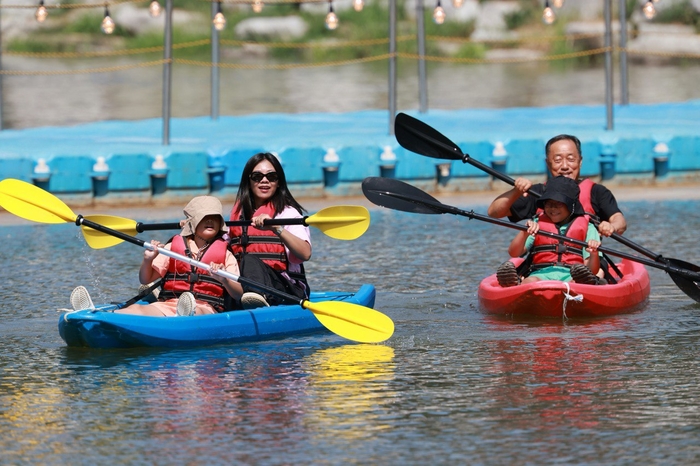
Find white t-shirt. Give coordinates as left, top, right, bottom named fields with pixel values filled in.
left=276, top=206, right=311, bottom=273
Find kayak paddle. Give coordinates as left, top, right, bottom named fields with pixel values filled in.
left=362, top=176, right=700, bottom=303
left=394, top=112, right=700, bottom=294
left=77, top=205, right=370, bottom=249
left=0, top=178, right=394, bottom=343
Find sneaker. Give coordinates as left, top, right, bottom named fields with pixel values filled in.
left=496, top=261, right=520, bottom=287
left=138, top=282, right=160, bottom=301
left=570, top=264, right=599, bottom=285
left=70, top=286, right=95, bottom=311
left=176, top=292, right=196, bottom=316
left=241, top=292, right=270, bottom=309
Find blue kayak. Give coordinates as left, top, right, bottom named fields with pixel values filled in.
left=59, top=284, right=376, bottom=349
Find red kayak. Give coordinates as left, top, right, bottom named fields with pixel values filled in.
left=478, top=258, right=650, bottom=319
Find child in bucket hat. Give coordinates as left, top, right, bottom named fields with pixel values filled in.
left=70, top=196, right=244, bottom=316
left=496, top=176, right=605, bottom=287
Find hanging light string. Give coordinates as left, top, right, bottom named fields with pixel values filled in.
left=16, top=0, right=666, bottom=35
left=542, top=0, right=556, bottom=25
left=325, top=1, right=339, bottom=30
left=148, top=0, right=161, bottom=17
left=19, top=0, right=357, bottom=32
left=213, top=1, right=227, bottom=31
left=432, top=0, right=445, bottom=25
left=642, top=0, right=657, bottom=20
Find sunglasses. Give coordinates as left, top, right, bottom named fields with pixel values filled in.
left=250, top=171, right=279, bottom=183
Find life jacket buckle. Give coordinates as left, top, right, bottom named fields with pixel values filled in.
left=188, top=272, right=199, bottom=283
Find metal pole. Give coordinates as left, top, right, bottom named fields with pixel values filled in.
left=619, top=0, right=629, bottom=105
left=388, top=0, right=397, bottom=135
left=604, top=0, right=613, bottom=130
left=417, top=0, right=427, bottom=113
left=162, top=0, right=173, bottom=145
left=211, top=2, right=220, bottom=120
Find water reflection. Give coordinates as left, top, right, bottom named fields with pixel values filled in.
left=483, top=318, right=634, bottom=431
left=3, top=57, right=700, bottom=129
left=303, top=344, right=395, bottom=438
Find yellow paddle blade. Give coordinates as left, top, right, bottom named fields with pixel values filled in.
left=302, top=300, right=394, bottom=343
left=81, top=215, right=139, bottom=249
left=306, top=205, right=370, bottom=240
left=0, top=178, right=76, bottom=224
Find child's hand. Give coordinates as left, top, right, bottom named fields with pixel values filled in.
left=209, top=262, right=226, bottom=282
left=526, top=219, right=539, bottom=236
left=586, top=239, right=601, bottom=253
left=144, top=240, right=162, bottom=260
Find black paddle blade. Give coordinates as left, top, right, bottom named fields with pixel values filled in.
left=362, top=177, right=445, bottom=215
left=665, top=258, right=700, bottom=302
left=395, top=113, right=464, bottom=161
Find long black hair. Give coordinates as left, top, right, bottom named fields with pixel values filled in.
left=234, top=152, right=306, bottom=220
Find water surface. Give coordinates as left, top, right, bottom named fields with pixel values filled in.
left=2, top=197, right=700, bottom=463
left=3, top=57, right=700, bottom=129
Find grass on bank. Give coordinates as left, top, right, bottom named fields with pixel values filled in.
left=5, top=0, right=699, bottom=62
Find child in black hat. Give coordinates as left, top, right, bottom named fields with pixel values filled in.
left=497, top=176, right=604, bottom=287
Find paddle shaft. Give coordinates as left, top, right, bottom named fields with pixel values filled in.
left=381, top=191, right=700, bottom=282
left=136, top=217, right=308, bottom=233
left=76, top=215, right=305, bottom=305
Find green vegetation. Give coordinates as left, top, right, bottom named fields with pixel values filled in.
left=652, top=0, right=700, bottom=32
left=503, top=0, right=540, bottom=30
left=5, top=0, right=699, bottom=63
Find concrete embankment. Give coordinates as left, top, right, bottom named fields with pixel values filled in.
left=1, top=101, right=699, bottom=208
left=3, top=180, right=700, bottom=227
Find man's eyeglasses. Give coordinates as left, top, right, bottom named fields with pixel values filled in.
left=250, top=171, right=279, bottom=183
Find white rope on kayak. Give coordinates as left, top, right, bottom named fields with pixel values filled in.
left=562, top=282, right=583, bottom=320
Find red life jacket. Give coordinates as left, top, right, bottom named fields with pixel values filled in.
left=530, top=213, right=589, bottom=268
left=229, top=202, right=288, bottom=272
left=577, top=178, right=594, bottom=216
left=160, top=235, right=228, bottom=312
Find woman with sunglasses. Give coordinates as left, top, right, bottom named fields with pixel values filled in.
left=228, top=152, right=312, bottom=309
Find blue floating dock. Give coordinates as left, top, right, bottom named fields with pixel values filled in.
left=1, top=100, right=699, bottom=203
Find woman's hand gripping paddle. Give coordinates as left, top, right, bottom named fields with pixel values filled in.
left=0, top=178, right=393, bottom=343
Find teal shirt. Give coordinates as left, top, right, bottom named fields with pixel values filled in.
left=523, top=219, right=600, bottom=281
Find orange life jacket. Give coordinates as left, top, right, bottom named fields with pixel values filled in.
left=160, top=235, right=228, bottom=312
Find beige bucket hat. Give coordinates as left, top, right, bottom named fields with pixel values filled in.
left=180, top=196, right=228, bottom=236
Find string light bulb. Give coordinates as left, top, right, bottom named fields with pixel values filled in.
left=552, top=0, right=563, bottom=8
left=101, top=5, right=115, bottom=34
left=213, top=2, right=226, bottom=31
left=433, top=0, right=446, bottom=25
left=352, top=0, right=364, bottom=12
left=252, top=0, right=264, bottom=13
left=642, top=0, right=656, bottom=19
left=452, top=0, right=464, bottom=8
left=325, top=2, right=339, bottom=30
left=35, top=0, right=48, bottom=23
left=149, top=0, right=161, bottom=17
left=542, top=1, right=556, bottom=24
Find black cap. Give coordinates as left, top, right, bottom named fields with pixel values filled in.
left=536, top=175, right=585, bottom=216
